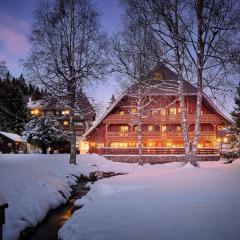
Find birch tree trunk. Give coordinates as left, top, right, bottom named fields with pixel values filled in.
left=69, top=113, right=77, bottom=164
left=191, top=0, right=204, bottom=167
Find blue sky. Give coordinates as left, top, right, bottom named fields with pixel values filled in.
left=0, top=0, right=122, bottom=106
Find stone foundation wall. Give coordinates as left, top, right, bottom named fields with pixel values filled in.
left=103, top=155, right=220, bottom=164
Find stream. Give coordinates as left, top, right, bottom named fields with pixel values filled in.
left=20, top=179, right=91, bottom=240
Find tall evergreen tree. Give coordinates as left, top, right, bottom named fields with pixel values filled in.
left=0, top=74, right=28, bottom=134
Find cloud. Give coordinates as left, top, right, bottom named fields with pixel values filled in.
left=0, top=11, right=30, bottom=55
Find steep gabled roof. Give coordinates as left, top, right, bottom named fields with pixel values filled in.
left=83, top=65, right=232, bottom=139
left=0, top=131, right=25, bottom=142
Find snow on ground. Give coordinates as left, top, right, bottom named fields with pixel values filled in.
left=0, top=153, right=177, bottom=240
left=59, top=159, right=240, bottom=240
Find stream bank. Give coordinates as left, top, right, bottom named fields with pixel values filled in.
left=19, top=171, right=124, bottom=240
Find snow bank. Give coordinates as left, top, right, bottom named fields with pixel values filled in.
left=59, top=159, right=240, bottom=240
left=0, top=153, right=177, bottom=240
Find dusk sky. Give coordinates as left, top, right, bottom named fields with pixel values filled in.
left=0, top=0, right=122, bottom=107
left=0, top=0, right=235, bottom=113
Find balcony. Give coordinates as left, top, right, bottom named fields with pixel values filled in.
left=103, top=113, right=221, bottom=124
left=106, top=130, right=216, bottom=140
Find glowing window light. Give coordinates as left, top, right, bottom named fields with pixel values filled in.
left=63, top=121, right=69, bottom=126
left=62, top=110, right=70, bottom=115
left=223, top=137, right=228, bottom=143
left=166, top=142, right=172, bottom=147
left=162, top=125, right=167, bottom=132
left=148, top=125, right=154, bottom=132
left=31, top=109, right=39, bottom=115
left=131, top=108, right=137, bottom=114
left=170, top=107, right=177, bottom=115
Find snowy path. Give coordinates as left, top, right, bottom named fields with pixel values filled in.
left=59, top=160, right=240, bottom=240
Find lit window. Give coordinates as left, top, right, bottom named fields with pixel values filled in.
left=134, top=126, right=138, bottom=132
left=162, top=125, right=167, bottom=132
left=120, top=126, right=128, bottom=133
left=160, top=109, right=166, bottom=116
left=75, top=122, right=83, bottom=126
left=31, top=109, right=39, bottom=115
left=176, top=126, right=181, bottom=131
left=166, top=142, right=172, bottom=147
left=152, top=110, right=158, bottom=115
left=110, top=142, right=128, bottom=148
left=63, top=121, right=69, bottom=126
left=62, top=110, right=70, bottom=115
left=119, top=111, right=124, bottom=115
left=170, top=107, right=177, bottom=115
left=154, top=72, right=163, bottom=80
left=148, top=125, right=154, bottom=132
left=148, top=142, right=155, bottom=147
left=131, top=108, right=137, bottom=114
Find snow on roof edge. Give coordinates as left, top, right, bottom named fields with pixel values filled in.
left=0, top=131, right=25, bottom=142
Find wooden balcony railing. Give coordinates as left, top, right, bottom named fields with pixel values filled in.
left=95, top=147, right=219, bottom=155
left=106, top=131, right=216, bottom=139
left=104, top=113, right=221, bottom=124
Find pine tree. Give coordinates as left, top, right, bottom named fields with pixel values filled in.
left=0, top=74, right=28, bottom=134
left=23, top=115, right=66, bottom=154
left=107, top=94, right=116, bottom=109
left=229, top=82, right=240, bottom=148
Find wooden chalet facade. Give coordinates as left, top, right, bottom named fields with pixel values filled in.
left=83, top=65, right=231, bottom=163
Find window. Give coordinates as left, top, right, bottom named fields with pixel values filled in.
left=63, top=120, right=69, bottom=126
left=110, top=142, right=128, bottom=148
left=75, top=122, right=83, bottom=126
left=170, top=107, right=177, bottom=115
left=131, top=108, right=137, bottom=114
left=147, top=141, right=155, bottom=147
left=176, top=125, right=181, bottom=131
left=119, top=111, right=124, bottom=115
left=97, top=143, right=104, bottom=148
left=8, top=143, right=12, bottom=147
left=134, top=126, right=138, bottom=132
left=120, top=126, right=128, bottom=133
left=31, top=109, right=39, bottom=115
left=162, top=125, right=167, bottom=132
left=152, top=110, right=158, bottom=115
left=62, top=110, right=70, bottom=115
left=148, top=125, right=154, bottom=132
left=154, top=72, right=163, bottom=80
left=160, top=109, right=166, bottom=116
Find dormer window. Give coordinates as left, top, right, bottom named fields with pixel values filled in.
left=154, top=72, right=163, bottom=80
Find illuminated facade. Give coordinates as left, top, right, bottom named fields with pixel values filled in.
left=28, top=97, right=95, bottom=153
left=83, top=65, right=231, bottom=159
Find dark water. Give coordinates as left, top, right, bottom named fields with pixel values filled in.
left=24, top=180, right=90, bottom=240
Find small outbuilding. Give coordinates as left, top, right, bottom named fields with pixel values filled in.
left=0, top=131, right=27, bottom=153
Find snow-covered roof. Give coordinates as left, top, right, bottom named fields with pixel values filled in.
left=0, top=131, right=25, bottom=142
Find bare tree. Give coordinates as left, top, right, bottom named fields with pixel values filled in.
left=24, top=0, right=109, bottom=164
left=123, top=0, right=240, bottom=166
left=112, top=7, right=178, bottom=165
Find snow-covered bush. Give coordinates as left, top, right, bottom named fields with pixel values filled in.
left=23, top=115, right=67, bottom=153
